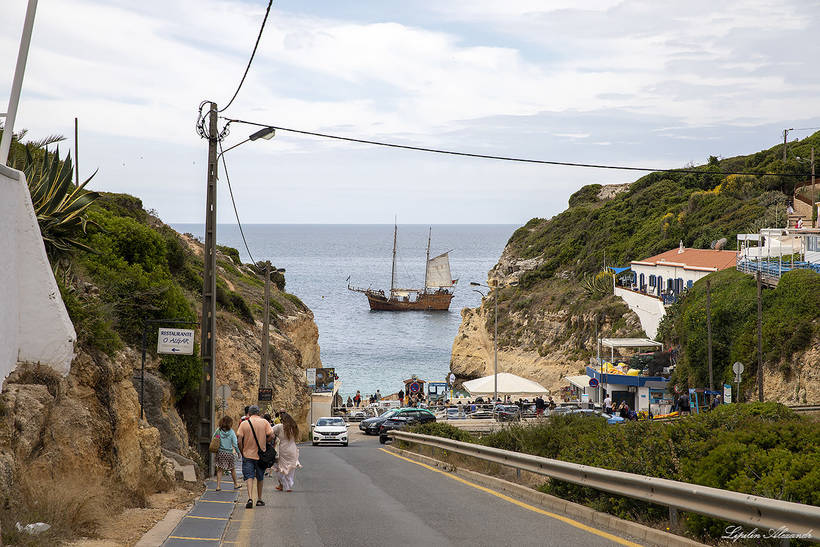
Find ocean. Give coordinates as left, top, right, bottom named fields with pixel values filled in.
left=173, top=224, right=515, bottom=399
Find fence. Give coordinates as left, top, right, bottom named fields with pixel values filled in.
left=388, top=430, right=820, bottom=540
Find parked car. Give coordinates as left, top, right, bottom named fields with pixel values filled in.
left=311, top=417, right=349, bottom=446
left=359, top=409, right=399, bottom=434
left=566, top=408, right=625, bottom=425
left=379, top=409, right=437, bottom=444
left=494, top=404, right=522, bottom=421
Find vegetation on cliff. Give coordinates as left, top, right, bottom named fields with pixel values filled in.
left=481, top=131, right=820, bottom=381
left=411, top=403, right=819, bottom=542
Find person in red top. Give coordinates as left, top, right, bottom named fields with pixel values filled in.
left=236, top=405, right=273, bottom=508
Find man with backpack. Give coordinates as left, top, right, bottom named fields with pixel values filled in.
left=236, top=405, right=273, bottom=509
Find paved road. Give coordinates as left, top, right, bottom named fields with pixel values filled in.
left=221, top=432, right=641, bottom=547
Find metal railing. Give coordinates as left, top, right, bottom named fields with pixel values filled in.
left=388, top=430, right=820, bottom=540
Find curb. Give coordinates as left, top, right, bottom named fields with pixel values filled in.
left=136, top=509, right=188, bottom=547
left=386, top=445, right=705, bottom=547
left=159, top=479, right=239, bottom=546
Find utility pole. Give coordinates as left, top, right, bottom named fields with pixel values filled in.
left=782, top=128, right=793, bottom=163
left=261, top=261, right=271, bottom=389
left=756, top=271, right=764, bottom=402
left=706, top=279, right=713, bottom=391
left=0, top=0, right=38, bottom=165
left=199, top=102, right=218, bottom=471
left=493, top=283, right=498, bottom=404
left=812, top=147, right=816, bottom=228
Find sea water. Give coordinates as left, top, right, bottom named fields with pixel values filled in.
left=174, top=224, right=515, bottom=399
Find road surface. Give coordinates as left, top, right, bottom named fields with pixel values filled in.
left=221, top=431, right=642, bottom=546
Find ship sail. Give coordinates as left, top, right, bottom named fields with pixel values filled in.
left=425, top=252, right=453, bottom=288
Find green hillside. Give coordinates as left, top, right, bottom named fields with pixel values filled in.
left=489, top=131, right=820, bottom=387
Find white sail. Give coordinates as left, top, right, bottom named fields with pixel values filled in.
left=425, top=252, right=453, bottom=288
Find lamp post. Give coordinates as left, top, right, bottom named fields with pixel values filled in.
left=471, top=281, right=498, bottom=404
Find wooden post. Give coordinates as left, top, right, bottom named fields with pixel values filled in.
left=261, top=261, right=270, bottom=389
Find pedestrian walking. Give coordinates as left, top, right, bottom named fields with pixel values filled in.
left=678, top=393, right=691, bottom=415
left=535, top=395, right=545, bottom=417
left=273, top=412, right=302, bottom=492
left=603, top=394, right=612, bottom=414
left=354, top=391, right=361, bottom=407
left=213, top=416, right=241, bottom=491
left=398, top=389, right=404, bottom=406
left=547, top=396, right=556, bottom=410
left=375, top=389, right=382, bottom=401
left=236, top=405, right=273, bottom=509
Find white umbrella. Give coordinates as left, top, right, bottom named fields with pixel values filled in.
left=462, top=372, right=549, bottom=396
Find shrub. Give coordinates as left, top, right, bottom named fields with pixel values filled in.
left=159, top=345, right=203, bottom=398
left=410, top=422, right=476, bottom=443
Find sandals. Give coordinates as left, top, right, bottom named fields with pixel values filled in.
left=256, top=500, right=265, bottom=506
left=245, top=499, right=253, bottom=509
left=215, top=487, right=221, bottom=491
left=275, top=485, right=283, bottom=491
left=234, top=483, right=240, bottom=489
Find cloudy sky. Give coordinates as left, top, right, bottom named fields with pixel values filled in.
left=2, top=0, right=820, bottom=224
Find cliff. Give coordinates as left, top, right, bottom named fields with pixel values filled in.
left=0, top=191, right=319, bottom=543
left=451, top=133, right=820, bottom=402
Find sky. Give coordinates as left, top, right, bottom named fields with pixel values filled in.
left=2, top=0, right=820, bottom=225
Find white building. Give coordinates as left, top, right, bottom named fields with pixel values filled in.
left=614, top=242, right=737, bottom=338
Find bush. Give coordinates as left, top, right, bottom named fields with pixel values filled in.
left=159, top=344, right=203, bottom=398
left=410, top=422, right=476, bottom=443
left=415, top=403, right=819, bottom=541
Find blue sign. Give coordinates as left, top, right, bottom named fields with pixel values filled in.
left=588, top=377, right=599, bottom=388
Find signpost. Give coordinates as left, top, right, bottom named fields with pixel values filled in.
left=157, top=328, right=195, bottom=355
left=258, top=388, right=272, bottom=402
left=723, top=383, right=732, bottom=404
left=306, top=368, right=317, bottom=389
left=139, top=319, right=198, bottom=420
left=732, top=361, right=744, bottom=402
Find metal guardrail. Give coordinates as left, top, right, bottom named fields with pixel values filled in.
left=790, top=404, right=820, bottom=413
left=389, top=431, right=820, bottom=540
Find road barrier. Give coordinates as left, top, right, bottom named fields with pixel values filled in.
left=388, top=430, right=820, bottom=540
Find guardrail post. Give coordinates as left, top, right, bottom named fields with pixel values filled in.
left=668, top=506, right=679, bottom=530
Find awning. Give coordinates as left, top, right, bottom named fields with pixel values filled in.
left=565, top=375, right=592, bottom=389
left=600, top=338, right=663, bottom=349
left=610, top=266, right=631, bottom=274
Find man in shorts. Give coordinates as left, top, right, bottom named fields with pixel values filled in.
left=236, top=405, right=273, bottom=508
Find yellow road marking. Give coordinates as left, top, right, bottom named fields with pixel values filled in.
left=198, top=499, right=235, bottom=504
left=167, top=536, right=220, bottom=541
left=184, top=515, right=228, bottom=520
left=235, top=499, right=256, bottom=546
left=379, top=448, right=641, bottom=547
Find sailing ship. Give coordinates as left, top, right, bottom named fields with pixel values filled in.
left=348, top=225, right=457, bottom=311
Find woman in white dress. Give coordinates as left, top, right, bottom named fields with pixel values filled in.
left=273, top=412, right=301, bottom=492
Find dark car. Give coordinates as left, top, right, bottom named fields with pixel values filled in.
left=378, top=409, right=436, bottom=444
left=494, top=404, right=522, bottom=421
left=359, top=409, right=399, bottom=435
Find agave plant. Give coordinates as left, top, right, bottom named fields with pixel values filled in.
left=22, top=146, right=99, bottom=260
left=582, top=269, right=615, bottom=299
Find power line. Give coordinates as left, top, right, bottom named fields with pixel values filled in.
left=218, top=140, right=257, bottom=266
left=218, top=0, right=274, bottom=113
left=794, top=126, right=820, bottom=131
left=222, top=117, right=810, bottom=178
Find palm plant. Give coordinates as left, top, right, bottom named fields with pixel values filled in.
left=21, top=146, right=99, bottom=260
left=582, top=269, right=615, bottom=299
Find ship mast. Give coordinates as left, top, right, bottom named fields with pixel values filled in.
left=423, top=227, right=431, bottom=293
left=390, top=220, right=398, bottom=297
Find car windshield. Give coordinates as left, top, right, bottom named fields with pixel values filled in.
left=316, top=418, right=345, bottom=427
left=379, top=410, right=398, bottom=419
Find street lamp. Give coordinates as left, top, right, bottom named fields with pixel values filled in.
left=218, top=126, right=276, bottom=159
left=471, top=281, right=498, bottom=404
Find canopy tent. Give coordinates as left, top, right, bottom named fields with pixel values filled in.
left=610, top=266, right=632, bottom=275
left=565, top=375, right=593, bottom=389
left=462, top=372, right=549, bottom=396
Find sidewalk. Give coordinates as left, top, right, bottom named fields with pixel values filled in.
left=159, top=478, right=240, bottom=546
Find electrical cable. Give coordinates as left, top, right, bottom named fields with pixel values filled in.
left=222, top=117, right=811, bottom=178
left=219, top=0, right=274, bottom=113
left=218, top=140, right=257, bottom=266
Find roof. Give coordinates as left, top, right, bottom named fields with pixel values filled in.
left=631, top=247, right=737, bottom=272
left=565, top=375, right=593, bottom=389
left=601, top=338, right=663, bottom=349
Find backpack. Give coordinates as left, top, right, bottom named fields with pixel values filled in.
left=247, top=419, right=277, bottom=469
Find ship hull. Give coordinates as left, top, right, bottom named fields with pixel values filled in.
left=365, top=291, right=453, bottom=311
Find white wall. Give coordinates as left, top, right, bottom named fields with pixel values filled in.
left=614, top=287, right=666, bottom=339
left=632, top=263, right=711, bottom=294
left=0, top=164, right=75, bottom=383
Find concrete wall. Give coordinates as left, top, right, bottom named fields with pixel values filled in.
left=0, top=164, right=75, bottom=383
left=614, top=287, right=666, bottom=339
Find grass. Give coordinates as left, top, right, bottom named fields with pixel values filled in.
left=0, top=471, right=108, bottom=545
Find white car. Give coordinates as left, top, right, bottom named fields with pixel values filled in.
left=311, top=417, right=349, bottom=446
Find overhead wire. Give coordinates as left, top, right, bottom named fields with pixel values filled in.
left=221, top=117, right=811, bottom=178
left=218, top=140, right=257, bottom=266
left=218, top=0, right=274, bottom=113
